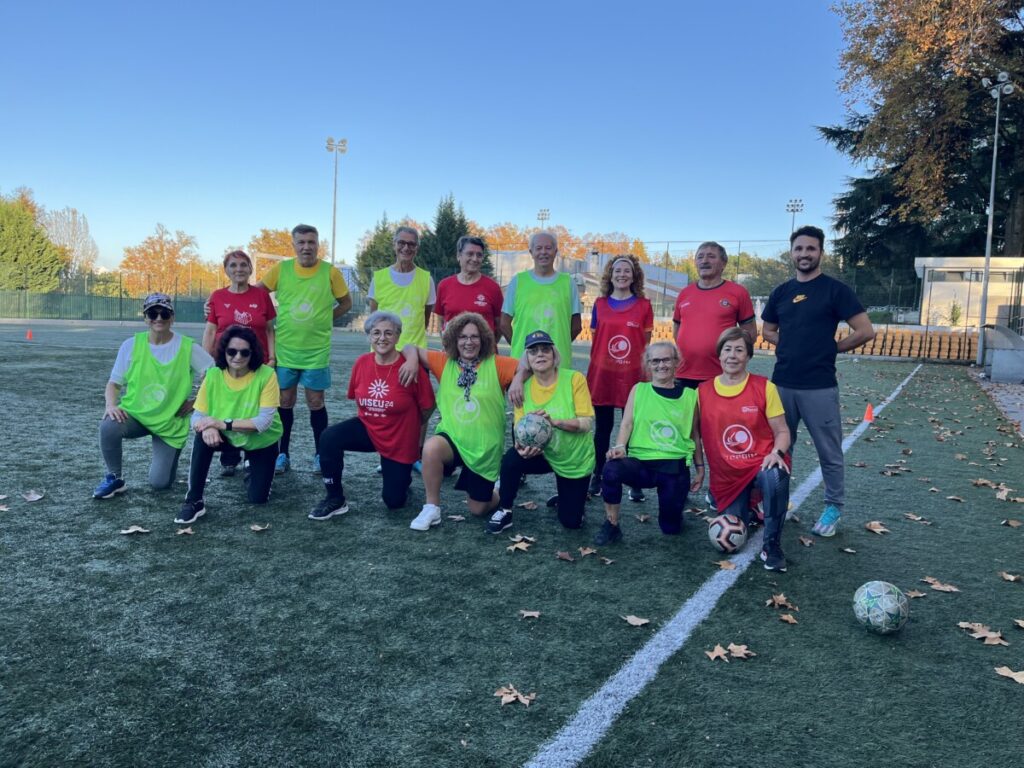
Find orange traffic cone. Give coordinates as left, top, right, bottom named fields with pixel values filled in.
left=863, top=403, right=874, bottom=422
left=25, top=329, right=33, bottom=341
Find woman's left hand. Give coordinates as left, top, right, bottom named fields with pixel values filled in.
left=398, top=357, right=419, bottom=387
left=194, top=416, right=216, bottom=432
left=761, top=451, right=790, bottom=473
left=690, top=465, right=705, bottom=492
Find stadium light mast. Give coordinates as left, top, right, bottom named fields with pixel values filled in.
left=537, top=208, right=550, bottom=230
left=785, top=199, right=804, bottom=236
left=976, top=72, right=1015, bottom=367
left=326, top=137, right=348, bottom=265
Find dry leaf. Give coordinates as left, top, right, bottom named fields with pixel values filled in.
left=119, top=525, right=149, bottom=535
left=905, top=589, right=926, bottom=598
left=250, top=523, right=270, bottom=532
left=1001, top=519, right=1023, bottom=528
left=621, top=614, right=650, bottom=627
left=705, top=644, right=729, bottom=662
left=922, top=576, right=960, bottom=592
left=519, top=610, right=540, bottom=620
left=556, top=551, right=575, bottom=562
left=578, top=546, right=597, bottom=557
left=506, top=541, right=531, bottom=553
left=853, top=461, right=867, bottom=468
left=904, top=513, right=924, bottom=521
left=635, top=514, right=651, bottom=523
left=727, top=643, right=757, bottom=659
left=959, top=622, right=1009, bottom=646
left=0, top=494, right=7, bottom=500
left=517, top=501, right=539, bottom=510
left=508, top=534, right=536, bottom=543
left=494, top=684, right=536, bottom=707
left=994, top=666, right=1024, bottom=685
left=714, top=560, right=737, bottom=570
left=176, top=527, right=194, bottom=536
left=22, top=490, right=44, bottom=502
left=999, top=572, right=1022, bottom=583
left=973, top=478, right=996, bottom=488
left=446, top=514, right=466, bottom=522
left=798, top=536, right=814, bottom=547
left=766, top=593, right=799, bottom=611
left=928, top=487, right=940, bottom=493
left=996, top=488, right=1010, bottom=501
left=779, top=613, right=798, bottom=624
left=1013, top=619, right=1024, bottom=630
left=864, top=521, right=890, bottom=534
left=0, top=505, right=9, bottom=512
left=600, top=556, right=614, bottom=565
left=841, top=547, right=857, bottom=554
left=954, top=453, right=967, bottom=461
left=902, top=448, right=913, bottom=456
left=946, top=496, right=965, bottom=503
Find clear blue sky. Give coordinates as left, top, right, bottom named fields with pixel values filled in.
left=1, top=1, right=860, bottom=268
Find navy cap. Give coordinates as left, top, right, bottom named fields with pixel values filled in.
left=524, top=330, right=554, bottom=349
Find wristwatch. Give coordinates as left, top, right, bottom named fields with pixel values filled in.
left=224, top=419, right=234, bottom=431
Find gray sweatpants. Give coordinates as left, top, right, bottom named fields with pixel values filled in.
left=776, top=385, right=844, bottom=508
left=99, top=415, right=182, bottom=490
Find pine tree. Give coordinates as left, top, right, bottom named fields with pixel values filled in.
left=0, top=197, right=67, bottom=291
left=355, top=215, right=397, bottom=290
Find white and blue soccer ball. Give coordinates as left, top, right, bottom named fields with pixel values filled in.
left=853, top=580, right=909, bottom=635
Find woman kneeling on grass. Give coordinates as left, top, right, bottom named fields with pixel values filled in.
left=488, top=330, right=595, bottom=534
left=307, top=311, right=435, bottom=521
left=698, top=327, right=791, bottom=571
left=594, top=341, right=704, bottom=545
left=94, top=293, right=214, bottom=499
left=399, top=311, right=522, bottom=531
left=176, top=326, right=282, bottom=525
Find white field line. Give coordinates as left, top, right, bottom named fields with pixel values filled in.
left=525, top=363, right=924, bottom=768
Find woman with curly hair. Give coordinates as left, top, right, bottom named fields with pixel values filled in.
left=399, top=311, right=522, bottom=531
left=585, top=254, right=653, bottom=498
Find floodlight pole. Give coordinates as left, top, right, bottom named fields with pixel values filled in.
left=537, top=208, right=550, bottom=231
left=786, top=198, right=804, bottom=236
left=326, top=137, right=348, bottom=265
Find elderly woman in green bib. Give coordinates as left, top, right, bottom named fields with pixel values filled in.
left=487, top=330, right=595, bottom=534
left=592, top=341, right=704, bottom=546
left=398, top=312, right=522, bottom=531
left=93, top=293, right=214, bottom=499
left=175, top=325, right=283, bottom=525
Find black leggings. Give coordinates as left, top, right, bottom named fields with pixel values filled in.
left=721, top=467, right=791, bottom=549
left=497, top=447, right=590, bottom=529
left=186, top=435, right=278, bottom=504
left=319, top=417, right=412, bottom=510
left=602, top=457, right=690, bottom=534
left=593, top=405, right=619, bottom=479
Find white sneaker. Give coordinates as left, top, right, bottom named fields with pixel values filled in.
left=409, top=504, right=441, bottom=531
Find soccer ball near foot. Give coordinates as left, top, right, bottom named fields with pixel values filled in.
left=707, top=514, right=748, bottom=554
left=853, top=580, right=909, bottom=635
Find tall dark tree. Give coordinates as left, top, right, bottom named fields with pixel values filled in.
left=418, top=194, right=493, bottom=277
left=354, top=215, right=396, bottom=291
left=0, top=195, right=67, bottom=291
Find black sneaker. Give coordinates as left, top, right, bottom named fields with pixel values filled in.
left=175, top=500, right=206, bottom=525
left=629, top=488, right=646, bottom=503
left=546, top=494, right=559, bottom=508
left=308, top=498, right=349, bottom=521
left=221, top=464, right=239, bottom=477
left=593, top=519, right=623, bottom=546
left=762, top=547, right=787, bottom=572
left=487, top=509, right=513, bottom=534
left=588, top=474, right=602, bottom=498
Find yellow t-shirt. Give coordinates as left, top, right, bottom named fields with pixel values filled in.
left=712, top=374, right=784, bottom=418
left=514, top=370, right=594, bottom=423
left=195, top=369, right=281, bottom=413
left=261, top=260, right=349, bottom=299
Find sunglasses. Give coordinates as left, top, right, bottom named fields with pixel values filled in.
left=226, top=347, right=252, bottom=358
left=145, top=308, right=172, bottom=320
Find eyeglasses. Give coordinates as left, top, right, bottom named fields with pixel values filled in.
left=527, top=345, right=552, bottom=355
left=396, top=240, right=418, bottom=250
left=649, top=357, right=674, bottom=366
left=458, top=334, right=481, bottom=343
left=369, top=329, right=397, bottom=339
left=145, top=308, right=172, bottom=320
left=226, top=347, right=252, bottom=358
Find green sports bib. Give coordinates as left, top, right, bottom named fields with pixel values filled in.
left=201, top=366, right=283, bottom=451
left=373, top=266, right=431, bottom=349
left=510, top=272, right=573, bottom=363
left=275, top=259, right=334, bottom=370
left=435, top=358, right=506, bottom=481
left=119, top=333, right=194, bottom=449
left=627, top=384, right=696, bottom=462
left=521, top=369, right=594, bottom=479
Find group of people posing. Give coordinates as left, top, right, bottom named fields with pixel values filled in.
left=94, top=223, right=875, bottom=573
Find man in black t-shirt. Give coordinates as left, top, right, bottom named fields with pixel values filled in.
left=761, top=226, right=874, bottom=538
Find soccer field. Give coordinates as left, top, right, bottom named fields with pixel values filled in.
left=1, top=322, right=1022, bottom=768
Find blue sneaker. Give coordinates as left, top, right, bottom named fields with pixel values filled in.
left=813, top=504, right=841, bottom=537
left=93, top=473, right=126, bottom=499
left=313, top=454, right=321, bottom=475
left=412, top=460, right=423, bottom=474
left=275, top=453, right=290, bottom=474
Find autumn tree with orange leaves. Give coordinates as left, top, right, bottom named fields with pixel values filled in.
left=119, top=225, right=222, bottom=296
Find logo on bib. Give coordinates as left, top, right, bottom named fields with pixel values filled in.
left=608, top=335, right=631, bottom=360
left=400, top=303, right=413, bottom=318
left=139, top=383, right=167, bottom=409
left=722, top=424, right=754, bottom=454
left=452, top=394, right=481, bottom=424
left=291, top=298, right=314, bottom=322
left=649, top=419, right=678, bottom=447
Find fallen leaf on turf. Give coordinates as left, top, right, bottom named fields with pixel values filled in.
left=995, top=667, right=1024, bottom=685
left=954, top=453, right=968, bottom=461
left=958, top=622, right=1009, bottom=646
left=714, top=560, right=737, bottom=570
left=1014, top=619, right=1024, bottom=630
left=22, top=490, right=44, bottom=502
left=556, top=551, right=575, bottom=562
left=797, top=536, right=813, bottom=547
left=578, top=546, right=597, bottom=557
left=635, top=514, right=651, bottom=523
left=600, top=557, right=614, bottom=565
left=946, top=495, right=965, bottom=503
left=921, top=576, right=960, bottom=592
left=519, top=610, right=540, bottom=619
left=973, top=478, right=996, bottom=488
left=176, top=527, right=194, bottom=535
left=779, top=613, right=798, bottom=624
left=119, top=525, right=149, bottom=535
left=928, top=487, right=940, bottom=493
left=494, top=684, right=536, bottom=706
left=250, top=523, right=270, bottom=532
left=904, top=513, right=925, bottom=521
left=853, top=461, right=867, bottom=468
left=0, top=494, right=7, bottom=500
left=864, top=521, right=890, bottom=534
left=766, top=593, right=799, bottom=611
left=621, top=614, right=650, bottom=627
left=506, top=541, right=531, bottom=553
left=902, top=448, right=913, bottom=456
left=999, top=572, right=1022, bottom=583
left=841, top=547, right=857, bottom=554
left=446, top=515, right=466, bottom=522
left=705, top=644, right=729, bottom=662
left=996, top=488, right=1010, bottom=501
left=727, top=643, right=756, bottom=659
left=517, top=501, right=539, bottom=510
left=508, top=534, right=536, bottom=543
left=461, top=739, right=468, bottom=748
left=0, top=505, right=8, bottom=512
left=905, top=590, right=927, bottom=598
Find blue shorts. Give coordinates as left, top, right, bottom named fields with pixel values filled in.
left=276, top=365, right=331, bottom=391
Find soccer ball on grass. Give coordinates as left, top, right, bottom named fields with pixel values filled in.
left=707, top=514, right=748, bottom=554
left=852, top=580, right=909, bottom=635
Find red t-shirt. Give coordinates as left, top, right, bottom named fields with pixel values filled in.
left=206, top=286, right=277, bottom=359
left=347, top=353, right=436, bottom=464
left=434, top=274, right=504, bottom=332
left=673, top=281, right=755, bottom=381
left=586, top=296, right=653, bottom=407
